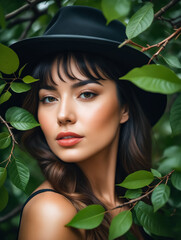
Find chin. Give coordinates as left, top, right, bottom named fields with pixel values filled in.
left=53, top=150, right=88, bottom=164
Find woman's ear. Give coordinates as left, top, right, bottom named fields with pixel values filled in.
left=120, top=105, right=129, bottom=124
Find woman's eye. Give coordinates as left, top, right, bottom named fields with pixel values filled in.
left=79, top=92, right=96, bottom=99
left=41, top=96, right=57, bottom=103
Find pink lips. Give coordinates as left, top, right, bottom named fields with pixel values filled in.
left=56, top=132, right=83, bottom=147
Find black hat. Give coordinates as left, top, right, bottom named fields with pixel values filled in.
left=10, top=5, right=167, bottom=126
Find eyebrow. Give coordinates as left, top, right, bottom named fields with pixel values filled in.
left=39, top=79, right=103, bottom=90
left=71, top=79, right=103, bottom=88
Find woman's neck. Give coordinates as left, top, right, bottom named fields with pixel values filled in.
left=77, top=136, right=119, bottom=208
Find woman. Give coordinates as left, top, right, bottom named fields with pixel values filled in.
left=11, top=6, right=166, bottom=240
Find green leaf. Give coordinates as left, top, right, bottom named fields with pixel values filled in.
left=171, top=171, right=181, bottom=191
left=11, top=82, right=31, bottom=93
left=0, top=186, right=8, bottom=211
left=109, top=210, right=132, bottom=240
left=168, top=187, right=181, bottom=209
left=124, top=189, right=142, bottom=199
left=117, top=170, right=154, bottom=189
left=151, top=168, right=162, bottom=178
left=0, top=72, right=2, bottom=78
left=162, top=55, right=181, bottom=69
left=0, top=167, right=7, bottom=187
left=66, top=204, right=105, bottom=229
left=22, top=75, right=39, bottom=84
left=0, top=4, right=6, bottom=29
left=151, top=184, right=170, bottom=212
left=102, top=0, right=131, bottom=23
left=0, top=79, right=6, bottom=94
left=5, top=107, right=40, bottom=130
left=8, top=157, right=30, bottom=191
left=126, top=2, right=154, bottom=39
left=0, top=132, right=11, bottom=149
left=0, top=43, right=19, bottom=74
left=170, top=94, right=181, bottom=135
left=18, top=64, right=27, bottom=77
left=134, top=201, right=173, bottom=237
left=158, top=146, right=181, bottom=174
left=0, top=91, right=12, bottom=104
left=119, top=64, right=181, bottom=94
left=163, top=145, right=180, bottom=158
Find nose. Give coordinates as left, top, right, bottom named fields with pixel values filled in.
left=57, top=96, right=76, bottom=125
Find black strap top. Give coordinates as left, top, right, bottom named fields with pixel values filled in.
left=22, top=189, right=57, bottom=209
left=17, top=189, right=156, bottom=240
left=17, top=189, right=56, bottom=240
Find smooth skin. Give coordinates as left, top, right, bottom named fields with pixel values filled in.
left=19, top=181, right=84, bottom=240
left=18, top=57, right=129, bottom=240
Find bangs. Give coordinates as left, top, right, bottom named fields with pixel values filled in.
left=32, top=51, right=125, bottom=88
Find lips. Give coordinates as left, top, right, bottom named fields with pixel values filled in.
left=56, top=132, right=83, bottom=147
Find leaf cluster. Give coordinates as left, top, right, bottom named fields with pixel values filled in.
left=67, top=170, right=180, bottom=239
left=0, top=43, right=40, bottom=216
left=0, top=0, right=181, bottom=239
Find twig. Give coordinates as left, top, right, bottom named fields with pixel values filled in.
left=141, top=27, right=181, bottom=52
left=147, top=40, right=168, bottom=64
left=5, top=0, right=46, bottom=20
left=0, top=116, right=17, bottom=168
left=8, top=17, right=34, bottom=28
left=19, top=19, right=34, bottom=40
left=18, top=6, right=48, bottom=40
left=0, top=116, right=17, bottom=145
left=111, top=170, right=175, bottom=211
left=158, top=16, right=176, bottom=28
left=118, top=39, right=144, bottom=49
left=154, top=0, right=181, bottom=19
left=124, top=27, right=181, bottom=63
left=0, top=205, right=22, bottom=223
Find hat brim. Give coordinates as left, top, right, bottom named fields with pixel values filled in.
left=11, top=35, right=150, bottom=70
left=10, top=35, right=167, bottom=126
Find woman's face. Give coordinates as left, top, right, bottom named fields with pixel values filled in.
left=38, top=58, right=129, bottom=163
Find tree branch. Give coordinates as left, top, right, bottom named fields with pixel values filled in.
left=141, top=26, right=181, bottom=50
left=0, top=205, right=22, bottom=223
left=155, top=15, right=181, bottom=28
left=0, top=115, right=17, bottom=168
left=5, top=0, right=46, bottom=20
left=154, top=0, right=181, bottom=19
left=110, top=170, right=175, bottom=211
left=7, top=17, right=34, bottom=28
left=147, top=40, right=168, bottom=64
left=122, top=26, right=181, bottom=63
left=19, top=19, right=35, bottom=40
left=18, top=6, right=48, bottom=39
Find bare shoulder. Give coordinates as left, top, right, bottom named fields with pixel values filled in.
left=18, top=188, right=84, bottom=240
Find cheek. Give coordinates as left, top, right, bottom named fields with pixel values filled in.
left=38, top=108, right=55, bottom=136
left=83, top=96, right=121, bottom=131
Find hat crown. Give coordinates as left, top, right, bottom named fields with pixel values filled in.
left=44, top=6, right=126, bottom=43
left=9, top=6, right=167, bottom=126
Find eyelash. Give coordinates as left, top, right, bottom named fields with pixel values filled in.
left=40, top=96, right=57, bottom=103
left=39, top=91, right=97, bottom=104
left=79, top=91, right=97, bottom=100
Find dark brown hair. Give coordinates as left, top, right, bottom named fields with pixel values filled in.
left=22, top=52, right=151, bottom=239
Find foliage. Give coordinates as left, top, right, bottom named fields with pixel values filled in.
left=66, top=205, right=105, bottom=229
left=0, top=0, right=181, bottom=239
left=126, top=2, right=154, bottom=39
left=67, top=170, right=177, bottom=239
